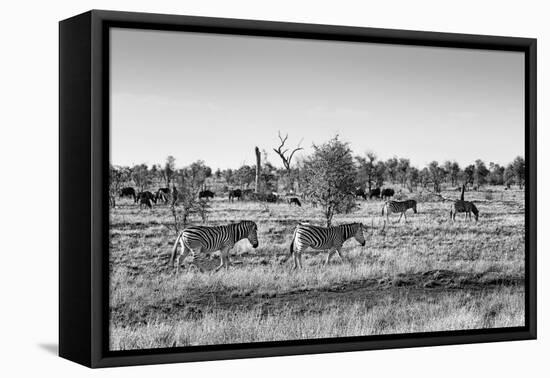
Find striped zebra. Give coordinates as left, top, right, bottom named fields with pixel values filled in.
left=450, top=200, right=479, bottom=221
left=169, top=221, right=259, bottom=273
left=381, top=199, right=417, bottom=223
left=289, top=223, right=365, bottom=270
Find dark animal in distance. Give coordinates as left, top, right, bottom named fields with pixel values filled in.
left=355, top=188, right=367, bottom=200
left=289, top=223, right=366, bottom=269
left=265, top=193, right=279, bottom=203
left=199, top=190, right=215, bottom=199
left=450, top=200, right=479, bottom=221
left=228, top=189, right=242, bottom=202
left=382, top=200, right=417, bottom=223
left=288, top=197, right=302, bottom=207
left=119, top=187, right=136, bottom=202
left=155, top=188, right=170, bottom=203
left=170, top=221, right=259, bottom=273
left=369, top=188, right=381, bottom=199
left=380, top=188, right=395, bottom=200
left=136, top=191, right=157, bottom=209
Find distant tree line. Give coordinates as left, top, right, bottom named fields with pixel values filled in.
left=109, top=134, right=525, bottom=226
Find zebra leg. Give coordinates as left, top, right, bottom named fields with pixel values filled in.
left=215, top=247, right=230, bottom=272
left=325, top=249, right=336, bottom=265
left=335, top=248, right=346, bottom=264
left=188, top=247, right=203, bottom=273
left=397, top=212, right=404, bottom=223
left=298, top=252, right=303, bottom=269
left=176, top=245, right=191, bottom=272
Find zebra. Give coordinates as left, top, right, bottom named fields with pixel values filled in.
left=381, top=199, right=417, bottom=223
left=169, top=221, right=259, bottom=273
left=450, top=200, right=479, bottom=221
left=289, top=223, right=365, bottom=270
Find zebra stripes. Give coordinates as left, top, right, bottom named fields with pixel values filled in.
left=382, top=199, right=417, bottom=223
left=170, top=220, right=259, bottom=273
left=450, top=200, right=479, bottom=221
left=289, top=223, right=366, bottom=269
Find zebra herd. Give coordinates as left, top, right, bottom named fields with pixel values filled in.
left=168, top=196, right=480, bottom=273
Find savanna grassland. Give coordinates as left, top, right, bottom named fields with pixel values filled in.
left=109, top=187, right=525, bottom=350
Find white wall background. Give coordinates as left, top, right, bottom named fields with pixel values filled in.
left=0, top=0, right=546, bottom=376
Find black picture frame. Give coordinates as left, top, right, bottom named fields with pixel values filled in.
left=59, top=9, right=537, bottom=368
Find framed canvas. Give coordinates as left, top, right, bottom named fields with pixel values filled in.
left=59, top=10, right=537, bottom=368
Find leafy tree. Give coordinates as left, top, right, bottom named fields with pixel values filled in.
left=131, top=164, right=153, bottom=191
left=420, top=167, right=431, bottom=188
left=185, top=160, right=212, bottom=189
left=444, top=161, right=461, bottom=187
left=405, top=166, right=420, bottom=192
left=235, top=165, right=256, bottom=188
left=428, top=161, right=444, bottom=192
left=374, top=161, right=386, bottom=187
left=503, top=165, right=515, bottom=188
left=159, top=155, right=176, bottom=187
left=223, top=169, right=235, bottom=186
left=384, top=157, right=399, bottom=184
left=461, top=164, right=475, bottom=188
left=396, top=158, right=411, bottom=187
left=473, top=159, right=490, bottom=188
left=488, top=162, right=505, bottom=185
left=302, top=136, right=357, bottom=226
left=511, top=156, right=526, bottom=189
left=261, top=161, right=279, bottom=192
left=109, top=165, right=130, bottom=207
left=356, top=152, right=380, bottom=191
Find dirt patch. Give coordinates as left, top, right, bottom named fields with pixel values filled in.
left=111, top=270, right=524, bottom=326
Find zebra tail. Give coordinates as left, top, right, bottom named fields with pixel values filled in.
left=169, top=232, right=183, bottom=265
left=289, top=226, right=298, bottom=255
left=381, top=204, right=385, bottom=216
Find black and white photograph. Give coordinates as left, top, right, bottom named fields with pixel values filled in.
left=108, top=27, right=527, bottom=351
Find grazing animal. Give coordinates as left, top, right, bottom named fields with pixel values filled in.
left=170, top=221, right=259, bottom=273
left=199, top=190, right=215, bottom=199
left=382, top=200, right=417, bottom=223
left=155, top=188, right=170, bottom=203
left=136, top=191, right=157, bottom=208
left=380, top=188, right=395, bottom=200
left=450, top=200, right=479, bottom=221
left=369, top=188, right=381, bottom=199
left=289, top=223, right=366, bottom=269
left=228, top=189, right=242, bottom=202
left=355, top=188, right=367, bottom=200
left=288, top=197, right=302, bottom=207
left=265, top=193, right=278, bottom=203
left=119, top=187, right=136, bottom=202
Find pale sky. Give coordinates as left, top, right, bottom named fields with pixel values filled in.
left=110, top=28, right=525, bottom=170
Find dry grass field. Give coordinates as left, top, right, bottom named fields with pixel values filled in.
left=109, top=187, right=525, bottom=350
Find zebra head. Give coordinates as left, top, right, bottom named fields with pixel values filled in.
left=241, top=220, right=259, bottom=248
left=471, top=203, right=479, bottom=221
left=411, top=200, right=418, bottom=214
left=353, top=223, right=366, bottom=246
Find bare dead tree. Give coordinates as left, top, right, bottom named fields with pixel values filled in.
left=273, top=131, right=303, bottom=171
left=255, top=146, right=261, bottom=194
